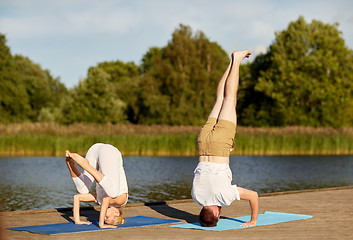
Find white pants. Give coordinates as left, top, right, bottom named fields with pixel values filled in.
left=72, top=143, right=128, bottom=204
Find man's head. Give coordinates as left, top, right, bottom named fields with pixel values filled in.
left=105, top=206, right=125, bottom=225
left=199, top=206, right=221, bottom=227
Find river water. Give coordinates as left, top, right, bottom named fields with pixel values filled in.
left=0, top=155, right=352, bottom=211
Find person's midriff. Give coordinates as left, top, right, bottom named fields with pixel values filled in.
left=199, top=155, right=229, bottom=164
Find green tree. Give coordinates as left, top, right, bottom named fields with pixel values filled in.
left=14, top=55, right=51, bottom=120
left=139, top=24, right=229, bottom=125
left=92, top=60, right=141, bottom=123
left=41, top=70, right=68, bottom=122
left=241, top=17, right=353, bottom=127
left=60, top=68, right=126, bottom=124
left=138, top=47, right=171, bottom=124
left=0, top=34, right=30, bottom=123
left=14, top=55, right=68, bottom=122
left=0, top=33, right=68, bottom=123
left=237, top=53, right=283, bottom=126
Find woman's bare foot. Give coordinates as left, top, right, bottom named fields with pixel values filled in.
left=65, top=150, right=73, bottom=162
left=65, top=150, right=89, bottom=166
left=65, top=150, right=73, bottom=160
left=232, top=50, right=252, bottom=61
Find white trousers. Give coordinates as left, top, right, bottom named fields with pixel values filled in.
left=72, top=143, right=128, bottom=204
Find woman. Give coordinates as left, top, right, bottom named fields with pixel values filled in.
left=191, top=50, right=258, bottom=227
left=65, top=143, right=128, bottom=229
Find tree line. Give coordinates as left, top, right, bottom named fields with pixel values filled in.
left=1, top=16, right=353, bottom=127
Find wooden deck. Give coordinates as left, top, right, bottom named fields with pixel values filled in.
left=1, top=186, right=352, bottom=239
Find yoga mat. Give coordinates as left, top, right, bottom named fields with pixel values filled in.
left=170, top=211, right=312, bottom=231
left=8, top=215, right=181, bottom=235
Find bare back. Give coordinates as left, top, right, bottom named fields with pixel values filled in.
left=199, top=155, right=229, bottom=164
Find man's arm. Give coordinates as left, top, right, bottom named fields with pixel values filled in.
left=73, top=193, right=96, bottom=225
left=237, top=187, right=258, bottom=227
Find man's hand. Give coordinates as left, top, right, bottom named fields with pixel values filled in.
left=240, top=220, right=256, bottom=227
left=238, top=187, right=258, bottom=228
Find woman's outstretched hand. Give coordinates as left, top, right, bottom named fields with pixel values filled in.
left=99, top=224, right=117, bottom=229
left=74, top=220, right=92, bottom=225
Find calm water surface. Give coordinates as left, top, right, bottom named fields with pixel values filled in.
left=0, top=155, right=352, bottom=211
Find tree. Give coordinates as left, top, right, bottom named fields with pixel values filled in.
left=240, top=17, right=353, bottom=127
left=14, top=55, right=68, bottom=122
left=60, top=68, right=126, bottom=124
left=40, top=69, right=68, bottom=122
left=0, top=33, right=68, bottom=123
left=138, top=24, right=229, bottom=125
left=0, top=34, right=30, bottom=123
left=93, top=60, right=141, bottom=123
left=237, top=53, right=284, bottom=126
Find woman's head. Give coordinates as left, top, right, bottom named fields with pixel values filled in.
left=105, top=206, right=125, bottom=225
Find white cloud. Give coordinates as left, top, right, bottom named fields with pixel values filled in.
left=250, top=20, right=275, bottom=38
left=0, top=0, right=144, bottom=38
left=255, top=45, right=268, bottom=55
left=1, top=0, right=353, bottom=88
left=64, top=8, right=141, bottom=36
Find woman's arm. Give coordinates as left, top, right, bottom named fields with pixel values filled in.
left=65, top=155, right=82, bottom=178
left=237, top=187, right=258, bottom=227
left=98, top=197, right=117, bottom=229
left=73, top=193, right=96, bottom=225
left=98, top=194, right=128, bottom=228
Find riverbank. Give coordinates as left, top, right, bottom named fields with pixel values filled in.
left=2, top=186, right=352, bottom=239
left=1, top=122, right=352, bottom=156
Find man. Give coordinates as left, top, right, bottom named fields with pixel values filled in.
left=192, top=51, right=258, bottom=227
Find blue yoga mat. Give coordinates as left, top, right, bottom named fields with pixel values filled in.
left=170, top=211, right=312, bottom=231
left=8, top=215, right=181, bottom=235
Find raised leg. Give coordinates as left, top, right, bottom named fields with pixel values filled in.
left=207, top=58, right=233, bottom=119
left=218, top=51, right=251, bottom=124
left=65, top=143, right=103, bottom=193
left=66, top=150, right=104, bottom=183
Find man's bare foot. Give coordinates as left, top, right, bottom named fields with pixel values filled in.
left=232, top=50, right=252, bottom=61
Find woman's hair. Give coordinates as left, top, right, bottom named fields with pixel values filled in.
left=199, top=207, right=219, bottom=227
left=113, top=207, right=125, bottom=225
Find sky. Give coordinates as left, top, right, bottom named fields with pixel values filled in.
left=1, top=0, right=353, bottom=88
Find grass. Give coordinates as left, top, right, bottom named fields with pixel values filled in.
left=0, top=134, right=198, bottom=156
left=0, top=123, right=352, bottom=157
left=236, top=134, right=353, bottom=155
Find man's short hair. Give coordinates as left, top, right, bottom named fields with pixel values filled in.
left=199, top=207, right=219, bottom=227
